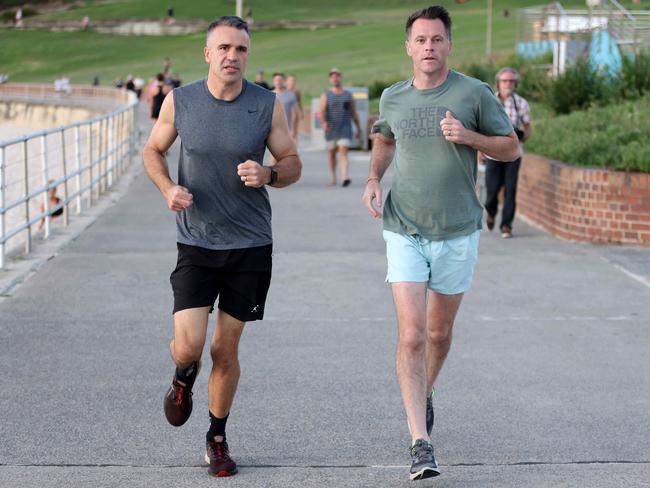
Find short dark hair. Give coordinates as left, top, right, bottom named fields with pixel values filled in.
left=272, top=72, right=285, bottom=78
left=156, top=73, right=164, bottom=82
left=405, top=5, right=452, bottom=41
left=206, top=16, right=249, bottom=44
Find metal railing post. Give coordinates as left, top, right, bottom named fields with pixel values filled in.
left=98, top=117, right=104, bottom=196
left=61, top=128, right=69, bottom=227
left=0, top=146, right=5, bottom=269
left=118, top=112, right=124, bottom=175
left=88, top=122, right=94, bottom=207
left=107, top=116, right=114, bottom=187
left=129, top=107, right=134, bottom=168
left=41, top=134, right=50, bottom=238
left=23, top=140, right=31, bottom=254
left=75, top=125, right=82, bottom=215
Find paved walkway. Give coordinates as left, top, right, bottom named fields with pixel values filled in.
left=1, top=104, right=649, bottom=487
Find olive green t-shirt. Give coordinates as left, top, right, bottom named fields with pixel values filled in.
left=371, top=70, right=513, bottom=240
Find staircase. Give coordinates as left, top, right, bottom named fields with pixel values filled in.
left=516, top=1, right=650, bottom=74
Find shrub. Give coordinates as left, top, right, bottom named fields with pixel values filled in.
left=547, top=59, right=609, bottom=114
left=518, top=65, right=551, bottom=103
left=459, top=62, right=496, bottom=84
left=368, top=78, right=403, bottom=100
left=1, top=6, right=37, bottom=21
left=526, top=95, right=650, bottom=172
left=619, top=50, right=650, bottom=100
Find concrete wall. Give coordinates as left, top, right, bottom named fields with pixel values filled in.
left=0, top=101, right=101, bottom=133
left=518, top=154, right=650, bottom=246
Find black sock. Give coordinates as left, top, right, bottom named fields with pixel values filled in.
left=206, top=411, right=229, bottom=441
left=175, top=362, right=197, bottom=383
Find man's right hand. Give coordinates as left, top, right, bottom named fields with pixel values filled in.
left=164, top=185, right=193, bottom=212
left=362, top=179, right=382, bottom=218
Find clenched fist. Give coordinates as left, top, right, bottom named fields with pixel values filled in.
left=164, top=185, right=193, bottom=212
left=237, top=160, right=270, bottom=188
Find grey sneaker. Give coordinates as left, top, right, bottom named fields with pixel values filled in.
left=409, top=438, right=440, bottom=480
left=426, top=394, right=434, bottom=436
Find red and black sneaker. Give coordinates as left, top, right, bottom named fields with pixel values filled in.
left=205, top=439, right=238, bottom=477
left=163, top=361, right=200, bottom=427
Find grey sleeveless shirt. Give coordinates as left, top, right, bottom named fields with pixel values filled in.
left=173, top=79, right=275, bottom=250
left=324, top=89, right=353, bottom=140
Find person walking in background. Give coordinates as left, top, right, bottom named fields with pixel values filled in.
left=125, top=75, right=136, bottom=93
left=15, top=6, right=23, bottom=28
left=481, top=67, right=532, bottom=239
left=38, top=181, right=64, bottom=231
left=149, top=73, right=169, bottom=122
left=286, top=74, right=303, bottom=120
left=272, top=72, right=299, bottom=143
left=254, top=69, right=270, bottom=90
left=362, top=5, right=518, bottom=481
left=142, top=16, right=301, bottom=478
left=162, top=57, right=171, bottom=78
left=319, top=68, right=362, bottom=187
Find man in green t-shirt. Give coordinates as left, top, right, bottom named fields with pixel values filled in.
left=362, top=5, right=519, bottom=481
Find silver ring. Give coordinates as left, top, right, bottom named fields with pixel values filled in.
left=243, top=175, right=247, bottom=181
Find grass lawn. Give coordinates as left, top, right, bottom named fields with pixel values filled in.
left=29, top=0, right=640, bottom=22
left=4, top=0, right=649, bottom=97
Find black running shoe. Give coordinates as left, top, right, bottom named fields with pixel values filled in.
left=205, top=439, right=238, bottom=477
left=409, top=439, right=440, bottom=480
left=426, top=394, right=434, bottom=437
left=163, top=361, right=200, bottom=427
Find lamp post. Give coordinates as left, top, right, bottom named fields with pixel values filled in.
left=486, top=0, right=493, bottom=58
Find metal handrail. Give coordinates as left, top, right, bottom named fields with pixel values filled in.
left=0, top=84, right=137, bottom=269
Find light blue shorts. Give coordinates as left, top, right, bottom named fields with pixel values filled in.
left=383, top=229, right=480, bottom=295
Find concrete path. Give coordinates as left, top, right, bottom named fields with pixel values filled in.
left=1, top=104, right=649, bottom=487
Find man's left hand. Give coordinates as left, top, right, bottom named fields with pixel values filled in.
left=237, top=160, right=269, bottom=188
left=440, top=111, right=472, bottom=146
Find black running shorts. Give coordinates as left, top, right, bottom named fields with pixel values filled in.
left=170, top=243, right=272, bottom=322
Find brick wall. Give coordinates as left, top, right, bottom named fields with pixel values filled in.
left=517, top=154, right=650, bottom=246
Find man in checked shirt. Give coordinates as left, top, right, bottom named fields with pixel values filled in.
left=481, top=67, right=532, bottom=239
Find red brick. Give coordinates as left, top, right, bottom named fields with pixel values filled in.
left=631, top=204, right=650, bottom=214
left=631, top=223, right=650, bottom=231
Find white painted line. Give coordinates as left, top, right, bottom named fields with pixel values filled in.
left=611, top=263, right=650, bottom=290
left=262, top=315, right=633, bottom=323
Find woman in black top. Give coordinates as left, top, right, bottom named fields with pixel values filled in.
left=150, top=73, right=169, bottom=121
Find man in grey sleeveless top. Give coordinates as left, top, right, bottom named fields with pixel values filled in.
left=142, top=16, right=301, bottom=478
left=319, top=68, right=362, bottom=187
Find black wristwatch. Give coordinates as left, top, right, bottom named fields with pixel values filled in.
left=266, top=166, right=278, bottom=185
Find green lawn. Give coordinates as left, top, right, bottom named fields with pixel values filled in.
left=28, top=0, right=640, bottom=22
left=1, top=0, right=649, bottom=97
